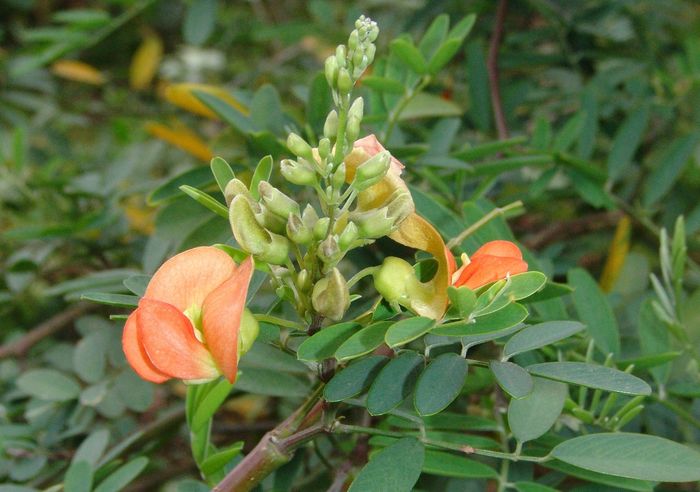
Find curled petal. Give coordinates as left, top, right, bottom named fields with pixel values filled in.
left=389, top=213, right=450, bottom=319
left=453, top=255, right=528, bottom=290
left=144, top=246, right=237, bottom=312
left=137, top=298, right=219, bottom=381
left=471, top=240, right=523, bottom=261
left=122, top=312, right=169, bottom=383
left=202, top=256, right=254, bottom=383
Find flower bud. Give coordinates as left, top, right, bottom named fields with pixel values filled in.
left=346, top=115, right=361, bottom=145
left=338, top=221, right=359, bottom=250
left=224, top=178, right=252, bottom=206
left=365, top=43, right=376, bottom=63
left=317, top=235, right=342, bottom=264
left=373, top=257, right=417, bottom=306
left=318, top=138, right=331, bottom=160
left=348, top=30, right=360, bottom=51
left=350, top=208, right=394, bottom=239
left=336, top=45, right=347, bottom=67
left=353, top=48, right=365, bottom=70
left=337, top=67, right=353, bottom=94
left=353, top=151, right=390, bottom=191
left=286, top=214, right=313, bottom=245
left=297, top=269, right=312, bottom=291
left=324, top=111, right=338, bottom=139
left=259, top=181, right=300, bottom=218
left=287, top=133, right=313, bottom=160
left=230, top=195, right=289, bottom=265
left=238, top=308, right=259, bottom=356
left=302, top=204, right=319, bottom=229
left=312, top=268, right=350, bottom=321
left=313, top=217, right=330, bottom=240
left=324, top=56, right=338, bottom=87
left=348, top=97, right=364, bottom=121
left=280, top=158, right=317, bottom=186
left=331, top=162, right=346, bottom=189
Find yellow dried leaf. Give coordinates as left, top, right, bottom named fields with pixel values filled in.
left=51, top=60, right=105, bottom=85
left=599, top=214, right=632, bottom=292
left=129, top=31, right=163, bottom=90
left=145, top=121, right=214, bottom=162
left=163, top=83, right=249, bottom=119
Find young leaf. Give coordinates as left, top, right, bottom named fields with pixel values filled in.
left=414, top=353, right=468, bottom=416
left=362, top=76, right=406, bottom=94
left=431, top=303, right=528, bottom=337
left=349, top=438, right=425, bottom=492
left=568, top=268, right=620, bottom=355
left=199, top=442, right=244, bottom=477
left=490, top=361, right=533, bottom=398
left=367, top=352, right=424, bottom=415
left=418, top=14, right=449, bottom=59
left=65, top=461, right=93, bottom=492
left=211, top=156, right=235, bottom=194
left=324, top=356, right=389, bottom=402
left=194, top=90, right=256, bottom=134
left=607, top=104, right=650, bottom=182
left=249, top=155, right=273, bottom=200
left=508, top=376, right=567, bottom=443
left=296, top=322, right=359, bottom=361
left=72, top=430, right=110, bottom=468
left=93, top=457, right=149, bottom=492
left=190, top=378, right=234, bottom=432
left=551, top=433, right=700, bottom=482
left=148, top=166, right=214, bottom=205
left=423, top=450, right=497, bottom=479
left=390, top=38, right=427, bottom=74
left=335, top=321, right=392, bottom=361
left=503, top=321, right=585, bottom=360
left=179, top=185, right=229, bottom=218
left=527, top=362, right=651, bottom=395
left=81, top=292, right=139, bottom=308
left=385, top=317, right=436, bottom=348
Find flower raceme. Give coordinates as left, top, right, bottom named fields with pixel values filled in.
left=448, top=240, right=528, bottom=290
left=122, top=246, right=258, bottom=384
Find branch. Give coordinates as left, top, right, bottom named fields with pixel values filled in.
left=488, top=0, right=509, bottom=139
left=0, top=302, right=93, bottom=359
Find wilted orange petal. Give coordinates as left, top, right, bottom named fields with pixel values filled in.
left=446, top=246, right=457, bottom=279
left=471, top=240, right=523, bottom=261
left=129, top=31, right=163, bottom=90
left=137, top=299, right=219, bottom=381
left=144, top=246, right=237, bottom=312
left=163, top=83, right=249, bottom=119
left=122, top=311, right=170, bottom=383
left=51, top=59, right=106, bottom=85
left=202, top=256, right=254, bottom=383
left=454, top=255, right=528, bottom=290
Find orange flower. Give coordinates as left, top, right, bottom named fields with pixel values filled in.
left=448, top=240, right=528, bottom=290
left=122, top=246, right=255, bottom=384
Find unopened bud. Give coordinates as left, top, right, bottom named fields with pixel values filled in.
left=337, top=68, right=353, bottom=93
left=350, top=208, right=394, bottom=239
left=224, top=178, right=252, bottom=206
left=313, top=217, right=330, bottom=239
left=353, top=151, right=390, bottom=191
left=230, top=195, right=289, bottom=265
left=348, top=30, right=360, bottom=51
left=331, top=163, right=346, bottom=189
left=336, top=45, right=347, bottom=67
left=324, top=111, right=338, bottom=138
left=373, top=257, right=417, bottom=306
left=365, top=43, right=376, bottom=63
left=297, top=269, right=312, bottom=291
left=348, top=97, right=364, bottom=121
left=286, top=214, right=313, bottom=245
left=287, top=133, right=313, bottom=160
left=324, top=56, right=338, bottom=87
left=353, top=48, right=365, bottom=69
left=312, top=268, right=350, bottom=321
left=302, top=204, right=319, bottom=229
left=318, top=235, right=342, bottom=264
left=339, top=222, right=359, bottom=250
left=346, top=115, right=361, bottom=145
left=238, top=308, right=259, bottom=356
left=259, top=181, right=300, bottom=218
left=280, top=158, right=317, bottom=186
left=318, top=138, right=331, bottom=160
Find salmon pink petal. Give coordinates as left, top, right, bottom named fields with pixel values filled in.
left=137, top=298, right=219, bottom=381
left=122, top=311, right=170, bottom=383
left=144, top=246, right=237, bottom=312
left=446, top=246, right=457, bottom=279
left=202, top=256, right=254, bottom=383
left=471, top=240, right=523, bottom=261
left=354, top=134, right=405, bottom=172
left=454, top=255, right=528, bottom=290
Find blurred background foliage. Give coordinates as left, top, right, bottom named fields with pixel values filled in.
left=1, top=0, right=700, bottom=490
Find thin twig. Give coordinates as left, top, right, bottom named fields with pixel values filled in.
left=446, top=200, right=524, bottom=250
left=0, top=302, right=93, bottom=359
left=488, top=0, right=509, bottom=139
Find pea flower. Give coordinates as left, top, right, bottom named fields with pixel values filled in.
left=122, top=246, right=257, bottom=384
left=448, top=240, right=528, bottom=289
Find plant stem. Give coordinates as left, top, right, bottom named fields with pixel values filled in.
left=253, top=314, right=305, bottom=331
left=346, top=266, right=380, bottom=289
left=383, top=77, right=431, bottom=143
left=488, top=0, right=509, bottom=139
left=446, top=200, right=524, bottom=249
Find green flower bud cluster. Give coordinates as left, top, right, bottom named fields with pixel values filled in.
left=349, top=189, right=413, bottom=240
left=324, top=15, right=378, bottom=101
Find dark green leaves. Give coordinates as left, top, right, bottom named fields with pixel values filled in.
left=503, top=321, right=585, bottom=359
left=414, top=354, right=468, bottom=416
left=385, top=317, right=435, bottom=348
left=367, top=352, right=423, bottom=415
left=324, top=356, right=388, bottom=402
left=423, top=450, right=497, bottom=479
left=528, top=362, right=651, bottom=395
left=297, top=322, right=359, bottom=361
left=642, top=133, right=700, bottom=207
left=551, top=433, right=700, bottom=482
left=335, top=321, right=392, bottom=361
left=432, top=303, right=528, bottom=337
left=568, top=268, right=620, bottom=355
left=390, top=38, right=427, bottom=74
left=183, top=0, right=217, bottom=45
left=490, top=361, right=533, bottom=398
left=607, top=104, right=650, bottom=182
left=17, top=369, right=80, bottom=401
left=508, top=377, right=567, bottom=443
left=349, top=438, right=425, bottom=492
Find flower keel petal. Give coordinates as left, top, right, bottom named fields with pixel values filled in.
left=122, top=311, right=170, bottom=383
